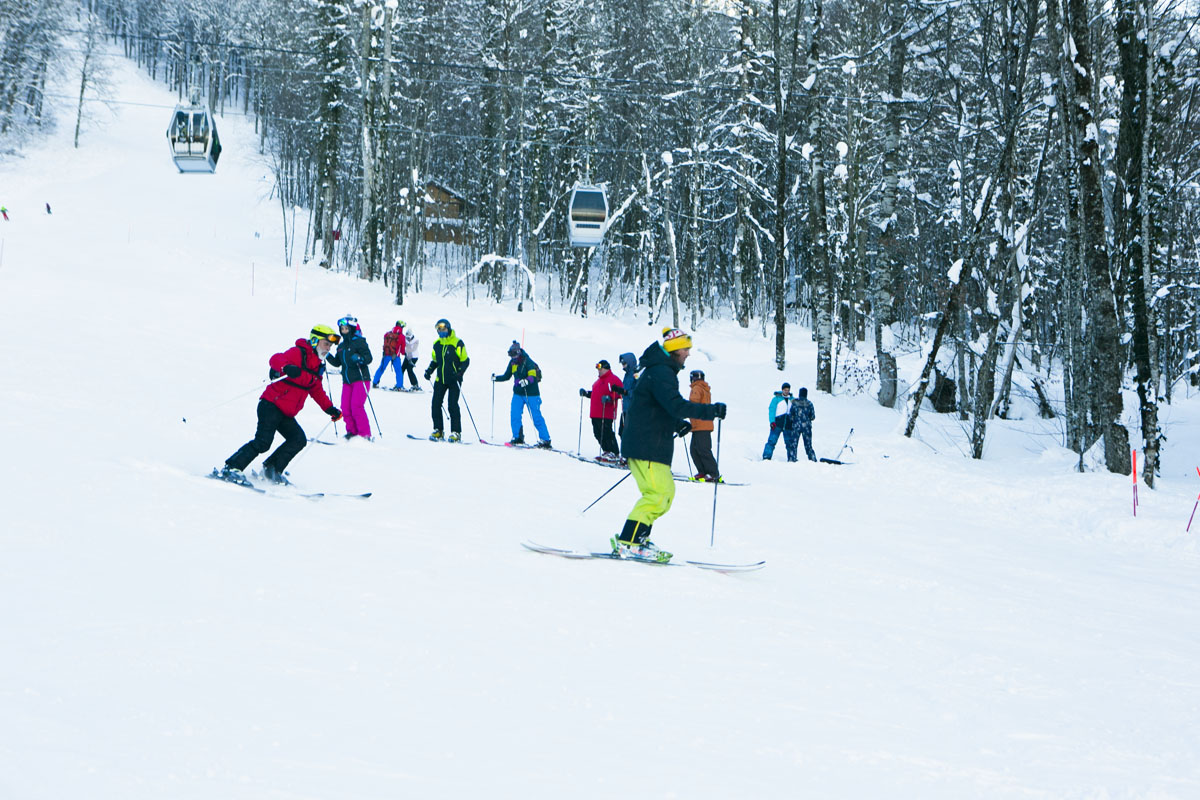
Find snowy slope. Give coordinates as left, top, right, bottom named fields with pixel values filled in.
left=2, top=47, right=1200, bottom=800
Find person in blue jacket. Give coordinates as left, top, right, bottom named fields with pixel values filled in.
left=762, top=382, right=793, bottom=460
left=492, top=340, right=552, bottom=448
left=617, top=351, right=639, bottom=441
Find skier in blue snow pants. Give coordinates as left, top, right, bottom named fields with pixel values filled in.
left=762, top=382, right=793, bottom=460
left=493, top=341, right=552, bottom=447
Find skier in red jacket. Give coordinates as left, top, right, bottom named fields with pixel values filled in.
left=218, top=325, right=342, bottom=485
left=579, top=359, right=625, bottom=461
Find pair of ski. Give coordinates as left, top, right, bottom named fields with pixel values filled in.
left=406, top=433, right=472, bottom=445
left=522, top=541, right=764, bottom=572
left=207, top=468, right=372, bottom=499
left=498, top=443, right=748, bottom=485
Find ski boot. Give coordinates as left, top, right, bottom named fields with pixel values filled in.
left=508, top=436, right=525, bottom=446
left=610, top=520, right=672, bottom=563
left=216, top=466, right=253, bottom=487
left=535, top=440, right=552, bottom=450
left=448, top=432, right=462, bottom=443
left=429, top=430, right=444, bottom=441
left=261, top=465, right=291, bottom=485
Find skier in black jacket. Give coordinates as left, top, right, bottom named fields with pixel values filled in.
left=325, top=314, right=374, bottom=439
left=614, top=328, right=726, bottom=562
left=423, top=318, right=470, bottom=441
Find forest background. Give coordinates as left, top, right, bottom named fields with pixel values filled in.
left=3, top=0, right=1199, bottom=483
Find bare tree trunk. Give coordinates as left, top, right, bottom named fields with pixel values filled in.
left=873, top=0, right=906, bottom=407
left=1068, top=0, right=1130, bottom=474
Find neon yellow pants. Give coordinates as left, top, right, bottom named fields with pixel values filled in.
left=626, top=459, right=676, bottom=527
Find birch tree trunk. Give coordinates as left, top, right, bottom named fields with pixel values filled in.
left=873, top=0, right=906, bottom=407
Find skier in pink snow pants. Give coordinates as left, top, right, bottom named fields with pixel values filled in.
left=325, top=314, right=374, bottom=440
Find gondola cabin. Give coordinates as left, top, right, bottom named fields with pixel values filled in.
left=567, top=184, right=609, bottom=247
left=167, top=101, right=222, bottom=173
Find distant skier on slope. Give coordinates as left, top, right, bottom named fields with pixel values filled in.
left=372, top=320, right=406, bottom=390
left=617, top=351, right=639, bottom=442
left=580, top=358, right=624, bottom=461
left=761, top=383, right=793, bottom=460
left=613, top=328, right=726, bottom=563
left=325, top=315, right=374, bottom=440
left=400, top=327, right=421, bottom=391
left=424, top=318, right=470, bottom=441
left=787, top=387, right=817, bottom=462
left=217, top=325, right=342, bottom=485
left=687, top=369, right=721, bottom=482
left=493, top=340, right=552, bottom=448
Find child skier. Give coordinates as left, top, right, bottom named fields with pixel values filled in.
left=688, top=369, right=720, bottom=481
left=218, top=324, right=342, bottom=485
left=326, top=315, right=374, bottom=440
left=423, top=318, right=470, bottom=440
left=401, top=327, right=421, bottom=390
left=613, top=328, right=726, bottom=562
left=493, top=340, right=551, bottom=447
left=579, top=359, right=624, bottom=460
left=372, top=320, right=406, bottom=390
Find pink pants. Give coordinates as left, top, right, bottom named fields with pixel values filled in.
left=341, top=380, right=372, bottom=437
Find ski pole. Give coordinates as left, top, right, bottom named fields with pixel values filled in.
left=578, top=395, right=585, bottom=455
left=682, top=432, right=694, bottom=477
left=490, top=374, right=495, bottom=441
left=710, top=417, right=722, bottom=547
left=181, top=375, right=283, bottom=423
left=581, top=471, right=631, bottom=514
left=290, top=418, right=334, bottom=467
left=458, top=380, right=484, bottom=442
left=326, top=372, right=340, bottom=438
left=365, top=384, right=382, bottom=439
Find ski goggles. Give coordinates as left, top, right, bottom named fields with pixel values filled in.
left=436, top=322, right=451, bottom=336
left=311, top=331, right=341, bottom=344
left=338, top=316, right=358, bottom=329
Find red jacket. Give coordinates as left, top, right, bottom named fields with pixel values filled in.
left=590, top=370, right=624, bottom=420
left=382, top=325, right=405, bottom=357
left=260, top=339, right=335, bottom=418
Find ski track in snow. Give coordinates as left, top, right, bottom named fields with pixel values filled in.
left=1, top=42, right=1199, bottom=800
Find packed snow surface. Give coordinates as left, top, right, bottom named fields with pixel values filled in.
left=3, top=48, right=1200, bottom=799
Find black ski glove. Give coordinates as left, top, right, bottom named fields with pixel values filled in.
left=712, top=402, right=727, bottom=419
left=675, top=420, right=692, bottom=438
left=424, top=367, right=434, bottom=381
left=326, top=406, right=342, bottom=421
left=282, top=364, right=302, bottom=378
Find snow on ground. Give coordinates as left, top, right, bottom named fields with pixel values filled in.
left=2, top=46, right=1200, bottom=799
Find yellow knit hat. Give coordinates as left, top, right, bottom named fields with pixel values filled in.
left=661, top=327, right=693, bottom=352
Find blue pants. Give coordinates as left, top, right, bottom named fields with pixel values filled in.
left=372, top=355, right=402, bottom=388
left=762, top=424, right=783, bottom=459
left=511, top=395, right=551, bottom=442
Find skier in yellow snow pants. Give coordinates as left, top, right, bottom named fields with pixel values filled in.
left=613, top=328, right=726, bottom=562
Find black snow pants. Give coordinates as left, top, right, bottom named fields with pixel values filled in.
left=226, top=399, right=306, bottom=472
left=690, top=429, right=720, bottom=478
left=591, top=417, right=619, bottom=454
left=431, top=381, right=462, bottom=434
